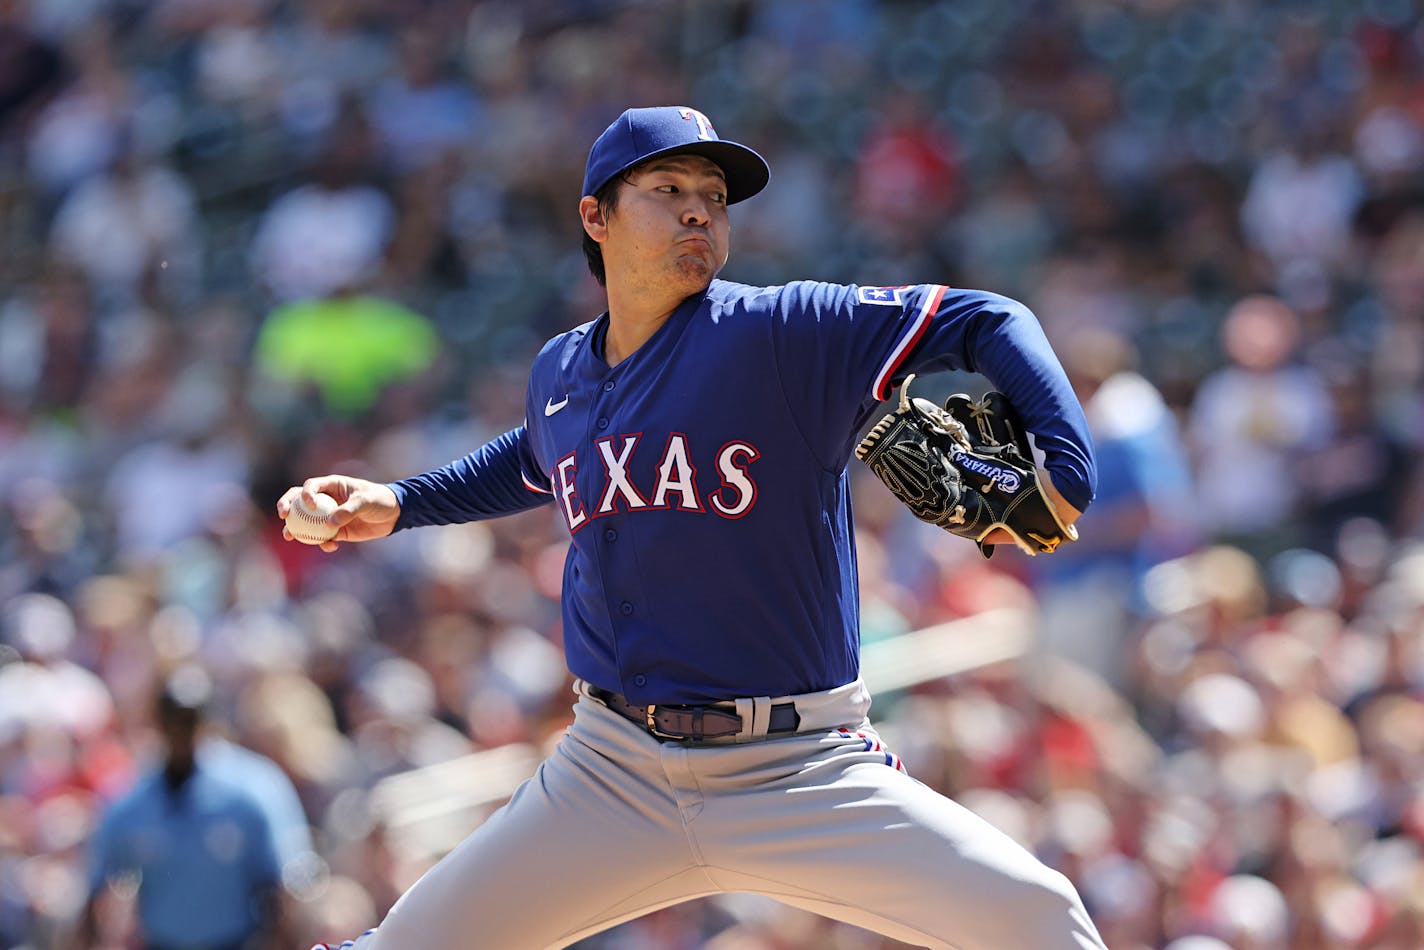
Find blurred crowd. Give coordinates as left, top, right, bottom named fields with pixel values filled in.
left=0, top=0, right=1422, bottom=947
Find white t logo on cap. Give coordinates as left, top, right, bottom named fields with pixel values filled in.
left=680, top=108, right=716, bottom=141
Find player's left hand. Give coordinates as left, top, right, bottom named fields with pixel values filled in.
left=979, top=470, right=1080, bottom=546
left=1039, top=470, right=1081, bottom=527
left=855, top=378, right=1081, bottom=558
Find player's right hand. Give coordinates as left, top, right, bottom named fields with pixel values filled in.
left=277, top=475, right=401, bottom=552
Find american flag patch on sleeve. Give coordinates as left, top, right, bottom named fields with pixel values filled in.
left=857, top=286, right=906, bottom=306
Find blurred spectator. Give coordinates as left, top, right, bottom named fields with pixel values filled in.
left=1296, top=347, right=1414, bottom=552
left=0, top=0, right=65, bottom=145
left=72, top=667, right=289, bottom=949
left=1240, top=120, right=1363, bottom=281
left=1204, top=873, right=1290, bottom=950
left=0, top=592, right=113, bottom=743
left=344, top=657, right=470, bottom=782
left=248, top=118, right=393, bottom=302
left=202, top=735, right=322, bottom=899
left=0, top=260, right=95, bottom=413
left=102, top=369, right=250, bottom=564
left=852, top=88, right=960, bottom=252
left=23, top=17, right=130, bottom=197
left=0, top=477, right=93, bottom=602
left=1187, top=295, right=1333, bottom=556
left=270, top=0, right=390, bottom=147
left=1069, top=329, right=1198, bottom=572
left=365, top=24, right=480, bottom=174
left=1035, top=328, right=1197, bottom=681
left=177, top=0, right=283, bottom=113
left=232, top=671, right=357, bottom=822
left=252, top=291, right=438, bottom=419
left=955, top=161, right=1057, bottom=303
left=1366, top=212, right=1424, bottom=458
left=48, top=137, right=201, bottom=307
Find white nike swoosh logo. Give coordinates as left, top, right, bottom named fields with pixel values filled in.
left=545, top=395, right=570, bottom=416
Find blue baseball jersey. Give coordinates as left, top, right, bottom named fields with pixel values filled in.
left=391, top=280, right=1095, bottom=705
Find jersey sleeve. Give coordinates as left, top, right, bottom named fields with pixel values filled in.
left=767, top=282, right=943, bottom=445
left=387, top=426, right=552, bottom=530
left=769, top=281, right=1096, bottom=513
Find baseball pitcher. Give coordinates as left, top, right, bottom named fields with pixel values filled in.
left=285, top=106, right=1106, bottom=950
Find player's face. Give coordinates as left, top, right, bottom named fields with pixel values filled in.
left=601, top=155, right=731, bottom=296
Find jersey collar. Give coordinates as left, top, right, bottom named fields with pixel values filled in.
left=582, top=288, right=709, bottom=375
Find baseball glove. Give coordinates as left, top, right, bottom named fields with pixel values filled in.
left=854, top=375, right=1078, bottom=558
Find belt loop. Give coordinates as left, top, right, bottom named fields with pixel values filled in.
left=734, top=697, right=754, bottom=741
left=736, top=696, right=772, bottom=741
left=752, top=696, right=771, bottom=738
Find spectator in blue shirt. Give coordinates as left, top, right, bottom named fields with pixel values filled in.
left=72, top=668, right=287, bottom=950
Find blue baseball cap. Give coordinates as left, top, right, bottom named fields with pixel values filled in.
left=582, top=106, right=770, bottom=204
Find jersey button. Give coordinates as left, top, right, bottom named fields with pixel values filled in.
left=597, top=417, right=609, bottom=429
left=633, top=674, right=646, bottom=687
left=604, top=528, right=617, bottom=541
left=619, top=601, right=634, bottom=615
left=603, top=380, right=616, bottom=392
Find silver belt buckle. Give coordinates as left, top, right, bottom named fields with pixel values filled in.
left=645, top=703, right=675, bottom=739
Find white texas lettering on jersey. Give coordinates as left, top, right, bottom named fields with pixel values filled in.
left=710, top=442, right=759, bottom=518
left=556, top=453, right=587, bottom=531
left=551, top=433, right=762, bottom=532
left=596, top=435, right=650, bottom=514
left=652, top=434, right=702, bottom=511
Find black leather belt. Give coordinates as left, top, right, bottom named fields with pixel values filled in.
left=588, top=686, right=801, bottom=742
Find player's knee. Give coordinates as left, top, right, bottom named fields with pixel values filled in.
left=933, top=864, right=1101, bottom=950
left=1011, top=867, right=1103, bottom=948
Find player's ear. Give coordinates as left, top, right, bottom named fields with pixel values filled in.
left=579, top=196, right=607, bottom=242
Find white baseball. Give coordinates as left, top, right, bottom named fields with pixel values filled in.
left=286, top=492, right=339, bottom=545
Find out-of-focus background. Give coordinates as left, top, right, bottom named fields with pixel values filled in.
left=1, top=0, right=1422, bottom=947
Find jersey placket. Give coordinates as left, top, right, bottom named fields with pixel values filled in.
left=585, top=365, right=647, bottom=694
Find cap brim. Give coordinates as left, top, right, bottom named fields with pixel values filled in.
left=603, top=140, right=770, bottom=205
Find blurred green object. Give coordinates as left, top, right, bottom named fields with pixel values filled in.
left=255, top=293, right=438, bottom=415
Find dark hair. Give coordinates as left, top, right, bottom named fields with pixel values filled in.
left=582, top=173, right=628, bottom=287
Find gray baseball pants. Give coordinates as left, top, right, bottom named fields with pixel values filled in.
left=360, top=680, right=1106, bottom=950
